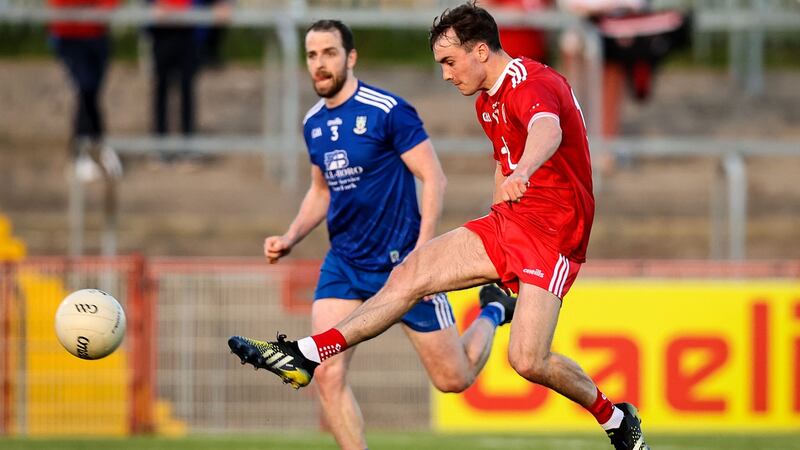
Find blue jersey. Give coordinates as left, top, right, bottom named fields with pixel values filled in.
left=303, top=81, right=429, bottom=271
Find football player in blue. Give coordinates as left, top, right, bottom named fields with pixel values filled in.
left=229, top=20, right=515, bottom=450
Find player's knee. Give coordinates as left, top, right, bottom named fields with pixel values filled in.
left=427, top=356, right=475, bottom=393
left=508, top=351, right=549, bottom=385
left=430, top=371, right=473, bottom=394
left=388, top=256, right=416, bottom=282
left=314, top=361, right=348, bottom=397
left=385, top=258, right=428, bottom=300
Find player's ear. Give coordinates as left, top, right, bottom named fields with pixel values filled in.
left=347, top=48, right=358, bottom=69
left=476, top=42, right=490, bottom=63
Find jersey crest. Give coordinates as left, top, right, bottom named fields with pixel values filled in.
left=353, top=115, right=368, bottom=135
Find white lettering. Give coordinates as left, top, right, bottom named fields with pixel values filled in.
left=326, top=166, right=364, bottom=178
left=523, top=268, right=545, bottom=278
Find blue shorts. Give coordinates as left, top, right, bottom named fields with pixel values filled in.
left=314, top=251, right=455, bottom=333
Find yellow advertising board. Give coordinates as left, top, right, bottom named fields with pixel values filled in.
left=433, top=280, right=800, bottom=432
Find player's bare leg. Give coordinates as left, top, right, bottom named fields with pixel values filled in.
left=311, top=299, right=366, bottom=450
left=403, top=317, right=496, bottom=393
left=336, top=227, right=498, bottom=346
left=227, top=229, right=497, bottom=390
left=506, top=283, right=597, bottom=406
left=507, top=283, right=650, bottom=449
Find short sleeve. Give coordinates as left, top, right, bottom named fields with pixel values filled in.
left=387, top=101, right=429, bottom=155
left=302, top=124, right=314, bottom=163
left=508, top=78, right=562, bottom=131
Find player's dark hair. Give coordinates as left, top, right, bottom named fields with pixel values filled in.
left=429, top=1, right=502, bottom=52
left=307, top=19, right=356, bottom=55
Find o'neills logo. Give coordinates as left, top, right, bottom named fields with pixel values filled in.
left=111, top=310, right=121, bottom=334
left=76, top=335, right=91, bottom=359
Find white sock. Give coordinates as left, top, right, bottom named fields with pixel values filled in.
left=297, top=337, right=321, bottom=363
left=601, top=406, right=624, bottom=431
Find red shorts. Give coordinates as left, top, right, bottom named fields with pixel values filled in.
left=465, top=210, right=582, bottom=299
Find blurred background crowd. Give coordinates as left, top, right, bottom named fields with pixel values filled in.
left=0, top=0, right=797, bottom=260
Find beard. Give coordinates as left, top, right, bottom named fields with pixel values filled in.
left=312, top=64, right=348, bottom=98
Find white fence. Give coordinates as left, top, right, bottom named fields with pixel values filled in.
left=150, top=260, right=432, bottom=432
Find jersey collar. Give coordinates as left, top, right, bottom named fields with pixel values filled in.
left=487, top=58, right=522, bottom=97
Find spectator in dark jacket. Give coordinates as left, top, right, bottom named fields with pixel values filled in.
left=147, top=0, right=230, bottom=161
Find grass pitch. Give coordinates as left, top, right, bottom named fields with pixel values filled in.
left=1, top=433, right=799, bottom=450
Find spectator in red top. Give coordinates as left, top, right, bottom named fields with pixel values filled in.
left=488, top=0, right=553, bottom=63
left=560, top=0, right=689, bottom=139
left=559, top=0, right=647, bottom=141
left=49, top=0, right=122, bottom=181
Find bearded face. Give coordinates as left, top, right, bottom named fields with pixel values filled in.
left=311, top=59, right=348, bottom=98
left=305, top=29, right=352, bottom=99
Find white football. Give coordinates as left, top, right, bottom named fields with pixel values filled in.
left=54, top=289, right=127, bottom=360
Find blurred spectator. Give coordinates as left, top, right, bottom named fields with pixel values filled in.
left=147, top=0, right=231, bottom=161
left=195, top=0, right=231, bottom=69
left=49, top=0, right=123, bottom=181
left=559, top=0, right=690, bottom=139
left=487, top=0, right=554, bottom=63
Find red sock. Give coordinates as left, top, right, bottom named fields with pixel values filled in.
left=587, top=387, right=615, bottom=424
left=311, top=328, right=348, bottom=362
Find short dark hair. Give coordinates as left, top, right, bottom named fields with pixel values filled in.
left=306, top=20, right=356, bottom=55
left=429, top=2, right=502, bottom=52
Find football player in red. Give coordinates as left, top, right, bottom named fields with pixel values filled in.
left=231, top=4, right=649, bottom=449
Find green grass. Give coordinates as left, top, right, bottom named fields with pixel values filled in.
left=1, top=433, right=800, bottom=450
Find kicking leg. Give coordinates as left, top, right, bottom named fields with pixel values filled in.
left=311, top=299, right=367, bottom=450
left=337, top=227, right=498, bottom=346
left=228, top=228, right=498, bottom=390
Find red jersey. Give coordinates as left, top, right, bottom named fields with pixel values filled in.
left=475, top=57, right=594, bottom=262
left=49, top=0, right=118, bottom=39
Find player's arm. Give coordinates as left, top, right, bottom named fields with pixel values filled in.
left=497, top=117, right=562, bottom=203
left=264, top=165, right=329, bottom=263
left=400, top=138, right=447, bottom=248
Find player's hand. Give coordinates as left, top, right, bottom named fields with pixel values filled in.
left=264, top=235, right=292, bottom=264
left=499, top=172, right=530, bottom=203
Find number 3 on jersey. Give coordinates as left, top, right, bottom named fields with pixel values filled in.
left=330, top=125, right=339, bottom=141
